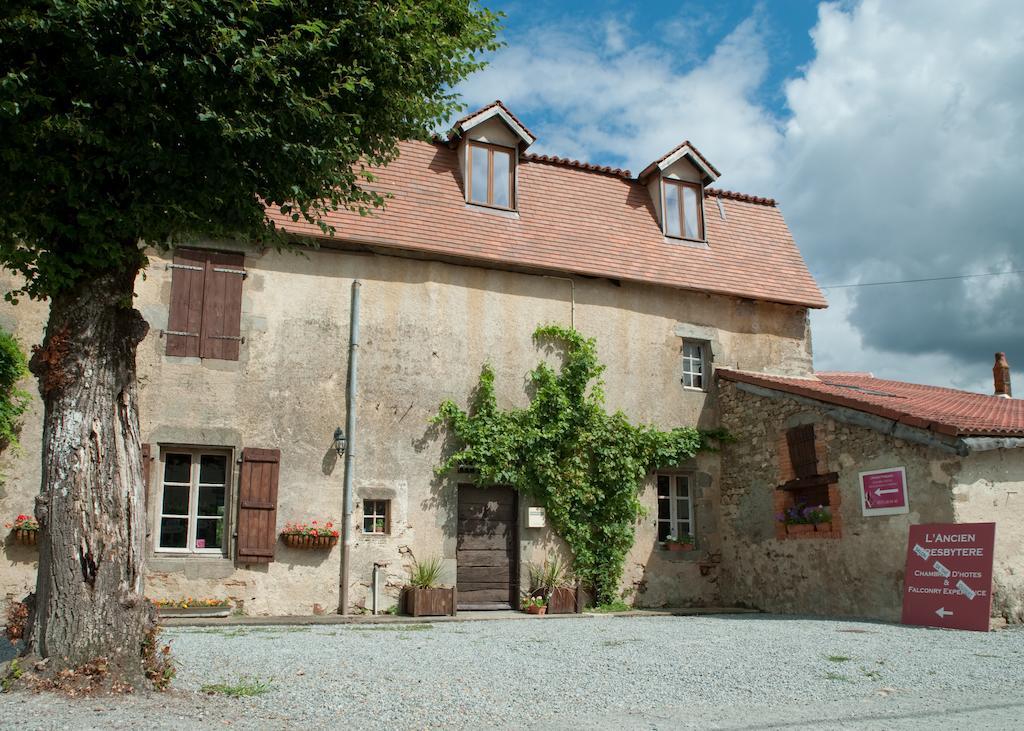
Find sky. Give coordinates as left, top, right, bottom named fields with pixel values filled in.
left=452, top=0, right=1024, bottom=394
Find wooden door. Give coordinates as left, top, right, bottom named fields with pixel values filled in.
left=457, top=485, right=518, bottom=610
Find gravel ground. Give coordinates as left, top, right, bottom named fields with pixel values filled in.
left=3, top=615, right=1024, bottom=729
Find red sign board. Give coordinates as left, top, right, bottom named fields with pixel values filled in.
left=860, top=467, right=908, bottom=516
left=902, top=522, right=996, bottom=632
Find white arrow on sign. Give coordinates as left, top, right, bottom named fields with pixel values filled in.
left=874, top=488, right=899, bottom=496
left=935, top=607, right=954, bottom=618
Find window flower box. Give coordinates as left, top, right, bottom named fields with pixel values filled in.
left=6, top=515, right=39, bottom=546
left=815, top=521, right=833, bottom=534
left=785, top=523, right=815, bottom=536
left=280, top=520, right=340, bottom=549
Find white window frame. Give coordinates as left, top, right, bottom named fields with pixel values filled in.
left=362, top=499, right=390, bottom=535
left=681, top=340, right=707, bottom=391
left=656, top=473, right=694, bottom=543
left=155, top=447, right=232, bottom=556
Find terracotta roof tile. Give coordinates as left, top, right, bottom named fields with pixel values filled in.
left=718, top=369, right=1024, bottom=437
left=266, top=140, right=828, bottom=308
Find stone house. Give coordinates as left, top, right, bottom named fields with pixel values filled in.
left=0, top=101, right=825, bottom=615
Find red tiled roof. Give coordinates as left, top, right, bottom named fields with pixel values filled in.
left=267, top=139, right=827, bottom=308
left=718, top=369, right=1024, bottom=437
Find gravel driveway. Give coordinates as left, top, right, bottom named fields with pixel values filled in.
left=3, top=615, right=1024, bottom=729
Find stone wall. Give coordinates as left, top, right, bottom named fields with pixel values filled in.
left=0, top=243, right=812, bottom=614
left=717, top=380, right=962, bottom=621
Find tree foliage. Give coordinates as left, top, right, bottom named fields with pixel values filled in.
left=0, top=328, right=30, bottom=451
left=0, top=0, right=501, bottom=298
left=435, top=325, right=726, bottom=605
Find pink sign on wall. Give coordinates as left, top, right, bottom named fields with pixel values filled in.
left=860, top=467, right=909, bottom=516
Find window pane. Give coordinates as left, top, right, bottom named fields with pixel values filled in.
left=683, top=185, right=700, bottom=239
left=159, top=517, right=188, bottom=548
left=164, top=453, right=191, bottom=483
left=665, top=183, right=681, bottom=237
left=492, top=150, right=511, bottom=207
left=470, top=145, right=488, bottom=203
left=657, top=475, right=670, bottom=497
left=682, top=373, right=695, bottom=388
left=196, top=518, right=223, bottom=549
left=198, top=485, right=225, bottom=516
left=657, top=522, right=671, bottom=541
left=200, top=454, right=227, bottom=485
left=678, top=476, right=691, bottom=496
left=658, top=496, right=671, bottom=520
left=363, top=516, right=375, bottom=533
left=161, top=484, right=190, bottom=515
left=677, top=499, right=690, bottom=522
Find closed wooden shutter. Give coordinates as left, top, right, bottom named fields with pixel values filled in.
left=786, top=424, right=818, bottom=478
left=165, top=249, right=206, bottom=357
left=199, top=251, right=245, bottom=361
left=236, top=448, right=280, bottom=564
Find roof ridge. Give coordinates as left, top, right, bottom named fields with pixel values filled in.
left=821, top=372, right=1014, bottom=401
left=705, top=188, right=777, bottom=207
left=521, top=152, right=632, bottom=179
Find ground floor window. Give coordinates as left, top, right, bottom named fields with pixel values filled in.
left=363, top=500, right=390, bottom=534
left=157, top=448, right=231, bottom=554
left=657, top=474, right=693, bottom=541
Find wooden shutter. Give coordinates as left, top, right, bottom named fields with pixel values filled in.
left=141, top=442, right=152, bottom=506
left=236, top=448, right=280, bottom=564
left=199, top=251, right=245, bottom=361
left=786, top=424, right=818, bottom=478
left=165, top=249, right=206, bottom=357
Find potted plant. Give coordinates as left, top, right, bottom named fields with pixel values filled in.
left=6, top=514, right=39, bottom=546
left=152, top=597, right=233, bottom=618
left=808, top=505, right=833, bottom=532
left=404, top=556, right=456, bottom=617
left=777, top=504, right=817, bottom=535
left=522, top=595, right=547, bottom=615
left=527, top=556, right=578, bottom=614
left=280, top=520, right=340, bottom=549
left=664, top=533, right=696, bottom=552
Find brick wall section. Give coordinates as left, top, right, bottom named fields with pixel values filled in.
left=773, top=425, right=843, bottom=540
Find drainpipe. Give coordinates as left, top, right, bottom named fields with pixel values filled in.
left=340, top=280, right=361, bottom=615
left=543, top=275, right=575, bottom=329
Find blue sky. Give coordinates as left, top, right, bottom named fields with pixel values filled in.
left=452, top=0, right=1024, bottom=394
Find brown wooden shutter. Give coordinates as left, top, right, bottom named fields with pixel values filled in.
left=141, top=442, right=152, bottom=506
left=236, top=448, right=280, bottom=564
left=786, top=425, right=818, bottom=478
left=165, top=249, right=207, bottom=357
left=199, top=251, right=245, bottom=361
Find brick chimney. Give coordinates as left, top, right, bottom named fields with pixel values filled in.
left=994, top=352, right=1012, bottom=398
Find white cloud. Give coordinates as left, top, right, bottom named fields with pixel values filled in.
left=454, top=0, right=1024, bottom=393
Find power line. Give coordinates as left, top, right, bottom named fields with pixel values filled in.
left=820, top=269, right=1024, bottom=290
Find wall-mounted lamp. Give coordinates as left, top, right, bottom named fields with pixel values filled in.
left=333, top=427, right=347, bottom=457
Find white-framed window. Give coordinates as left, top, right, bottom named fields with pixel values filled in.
left=681, top=340, right=706, bottom=390
left=363, top=500, right=390, bottom=534
left=657, top=474, right=694, bottom=542
left=157, top=448, right=231, bottom=554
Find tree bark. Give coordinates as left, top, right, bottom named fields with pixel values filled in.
left=28, top=265, right=151, bottom=684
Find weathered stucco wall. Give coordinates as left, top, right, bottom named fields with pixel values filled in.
left=954, top=449, right=1024, bottom=622
left=718, top=381, right=963, bottom=621
left=1, top=243, right=811, bottom=614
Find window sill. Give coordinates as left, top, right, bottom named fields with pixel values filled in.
left=664, top=235, right=710, bottom=250
left=465, top=202, right=520, bottom=219
left=681, top=385, right=708, bottom=393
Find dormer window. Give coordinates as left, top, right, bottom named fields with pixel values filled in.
left=664, top=179, right=703, bottom=240
left=468, top=141, right=514, bottom=209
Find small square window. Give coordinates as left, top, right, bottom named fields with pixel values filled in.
left=363, top=500, right=390, bottom=534
left=682, top=340, right=707, bottom=390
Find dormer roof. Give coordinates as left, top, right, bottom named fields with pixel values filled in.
left=637, top=140, right=720, bottom=184
left=448, top=100, right=536, bottom=148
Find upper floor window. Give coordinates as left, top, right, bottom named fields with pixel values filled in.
left=165, top=249, right=246, bottom=361
left=157, top=448, right=231, bottom=555
left=468, top=141, right=514, bottom=209
left=663, top=179, right=703, bottom=240
left=681, top=340, right=706, bottom=390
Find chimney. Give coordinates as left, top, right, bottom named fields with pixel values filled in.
left=994, top=352, right=1012, bottom=398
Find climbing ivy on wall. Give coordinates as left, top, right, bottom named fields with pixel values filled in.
left=0, top=327, right=30, bottom=453
left=434, top=325, right=726, bottom=605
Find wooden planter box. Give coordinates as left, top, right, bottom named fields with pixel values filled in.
left=666, top=542, right=695, bottom=552
left=547, top=586, right=580, bottom=614
left=157, top=605, right=231, bottom=618
left=814, top=521, right=833, bottom=534
left=786, top=523, right=815, bottom=536
left=405, top=587, right=456, bottom=617
left=12, top=529, right=38, bottom=546
left=282, top=533, right=338, bottom=549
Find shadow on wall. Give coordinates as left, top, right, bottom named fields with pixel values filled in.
left=2, top=535, right=37, bottom=566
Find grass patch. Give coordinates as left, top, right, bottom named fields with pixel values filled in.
left=348, top=623, right=433, bottom=632
left=860, top=667, right=883, bottom=681
left=201, top=677, right=272, bottom=698
left=827, top=654, right=852, bottom=662
left=823, top=671, right=851, bottom=682
left=2, top=659, right=23, bottom=693
left=588, top=600, right=631, bottom=613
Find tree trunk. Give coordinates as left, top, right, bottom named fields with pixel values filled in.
left=28, top=266, right=151, bottom=684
